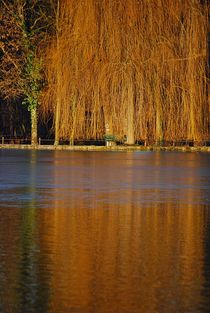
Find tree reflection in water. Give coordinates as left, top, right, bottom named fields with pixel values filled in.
left=0, top=150, right=210, bottom=313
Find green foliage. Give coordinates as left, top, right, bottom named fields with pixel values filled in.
left=21, top=50, right=42, bottom=112
left=0, top=1, right=44, bottom=112
left=19, top=13, right=43, bottom=112
left=104, top=134, right=116, bottom=142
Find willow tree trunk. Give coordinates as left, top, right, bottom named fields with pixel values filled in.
left=187, top=46, right=196, bottom=141
left=31, top=107, right=38, bottom=145
left=54, top=95, right=61, bottom=145
left=126, top=86, right=135, bottom=145
left=156, top=113, right=163, bottom=142
left=156, top=101, right=163, bottom=143
left=69, top=93, right=77, bottom=145
left=54, top=0, right=61, bottom=146
left=126, top=105, right=134, bottom=144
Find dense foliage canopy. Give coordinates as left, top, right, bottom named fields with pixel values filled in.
left=0, top=0, right=209, bottom=145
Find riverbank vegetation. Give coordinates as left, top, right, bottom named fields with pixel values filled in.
left=0, top=0, right=209, bottom=146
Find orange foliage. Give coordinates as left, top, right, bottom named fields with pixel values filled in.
left=42, top=0, right=209, bottom=143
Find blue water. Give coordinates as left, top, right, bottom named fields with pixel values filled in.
left=1, top=150, right=210, bottom=208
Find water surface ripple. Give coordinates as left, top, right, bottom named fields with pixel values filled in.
left=0, top=150, right=210, bottom=313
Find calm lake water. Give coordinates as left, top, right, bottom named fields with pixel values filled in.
left=0, top=150, right=210, bottom=313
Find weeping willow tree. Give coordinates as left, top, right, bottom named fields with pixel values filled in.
left=42, top=0, right=209, bottom=145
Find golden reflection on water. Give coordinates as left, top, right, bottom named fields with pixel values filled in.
left=41, top=151, right=207, bottom=313
left=0, top=151, right=209, bottom=313
left=38, top=204, right=206, bottom=313
left=33, top=152, right=207, bottom=313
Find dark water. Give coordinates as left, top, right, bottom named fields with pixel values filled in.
left=0, top=150, right=210, bottom=313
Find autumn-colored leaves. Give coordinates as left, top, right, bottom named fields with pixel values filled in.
left=0, top=0, right=209, bottom=144
left=44, top=0, right=209, bottom=144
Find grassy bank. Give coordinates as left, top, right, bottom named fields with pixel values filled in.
left=0, top=144, right=210, bottom=152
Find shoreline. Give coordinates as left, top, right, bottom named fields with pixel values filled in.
left=0, top=144, right=210, bottom=152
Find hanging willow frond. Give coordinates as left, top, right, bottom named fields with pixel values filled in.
left=42, top=0, right=209, bottom=143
